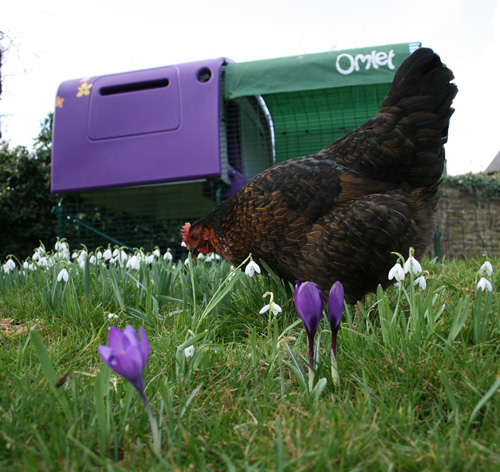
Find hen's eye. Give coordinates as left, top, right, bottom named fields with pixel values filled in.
left=191, top=234, right=198, bottom=241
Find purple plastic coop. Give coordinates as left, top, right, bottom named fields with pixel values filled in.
left=52, top=57, right=268, bottom=193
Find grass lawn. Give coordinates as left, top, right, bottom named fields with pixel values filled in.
left=0, top=243, right=499, bottom=471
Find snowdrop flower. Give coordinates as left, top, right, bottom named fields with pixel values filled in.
left=260, top=292, right=282, bottom=316
left=3, top=259, right=16, bottom=273
left=184, top=345, right=195, bottom=359
left=205, top=254, right=214, bottom=263
left=103, top=249, right=112, bottom=261
left=477, top=277, right=493, bottom=292
left=96, top=251, right=103, bottom=261
left=404, top=256, right=422, bottom=275
left=215, top=254, right=221, bottom=260
left=245, top=260, right=261, bottom=277
left=72, top=252, right=79, bottom=259
left=112, top=248, right=120, bottom=258
left=153, top=249, right=160, bottom=258
left=197, top=253, right=205, bottom=261
left=414, top=275, right=427, bottom=290
left=388, top=263, right=405, bottom=282
left=144, top=254, right=155, bottom=265
left=260, top=302, right=282, bottom=316
left=57, top=268, right=69, bottom=283
left=55, top=241, right=65, bottom=252
left=163, top=251, right=173, bottom=261
left=108, top=313, right=119, bottom=320
left=181, top=241, right=187, bottom=248
left=89, top=255, right=97, bottom=265
left=126, top=255, right=141, bottom=271
left=37, top=257, right=49, bottom=268
left=479, top=261, right=493, bottom=277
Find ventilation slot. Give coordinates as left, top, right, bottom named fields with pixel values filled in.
left=100, top=78, right=170, bottom=96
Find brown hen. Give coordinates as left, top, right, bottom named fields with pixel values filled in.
left=182, top=48, right=458, bottom=304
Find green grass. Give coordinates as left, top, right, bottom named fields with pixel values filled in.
left=0, top=243, right=499, bottom=471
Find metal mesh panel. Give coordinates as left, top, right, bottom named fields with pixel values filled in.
left=263, top=84, right=391, bottom=162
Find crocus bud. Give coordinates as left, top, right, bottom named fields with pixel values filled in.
left=294, top=281, right=324, bottom=366
left=328, top=281, right=344, bottom=357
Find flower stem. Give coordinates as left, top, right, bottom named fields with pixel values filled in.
left=331, top=330, right=339, bottom=387
left=139, top=390, right=161, bottom=454
left=331, top=348, right=339, bottom=387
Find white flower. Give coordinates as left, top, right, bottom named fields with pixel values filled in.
left=163, top=251, right=173, bottom=261
left=57, top=268, right=69, bottom=283
left=3, top=259, right=16, bottom=273
left=259, top=301, right=282, bottom=316
left=103, top=249, right=112, bottom=260
left=112, top=248, right=120, bottom=258
left=55, top=241, right=66, bottom=252
left=215, top=254, right=221, bottom=260
left=153, top=249, right=160, bottom=258
left=404, top=256, right=422, bottom=275
left=245, top=261, right=261, bottom=277
left=477, top=277, right=493, bottom=292
left=479, top=261, right=493, bottom=277
left=37, top=257, right=49, bottom=268
left=414, top=275, right=427, bottom=290
left=205, top=254, right=214, bottom=263
left=184, top=345, right=195, bottom=359
left=145, top=254, right=155, bottom=265
left=388, top=263, right=405, bottom=282
left=107, top=313, right=119, bottom=320
left=181, top=241, right=187, bottom=248
left=96, top=251, right=103, bottom=260
left=89, top=255, right=97, bottom=265
left=126, top=255, right=141, bottom=270
left=197, top=253, right=205, bottom=261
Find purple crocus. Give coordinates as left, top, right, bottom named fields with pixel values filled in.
left=98, top=325, right=150, bottom=395
left=294, top=281, right=324, bottom=366
left=98, top=325, right=160, bottom=452
left=328, top=281, right=344, bottom=357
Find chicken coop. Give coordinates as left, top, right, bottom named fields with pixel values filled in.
left=51, top=42, right=420, bottom=255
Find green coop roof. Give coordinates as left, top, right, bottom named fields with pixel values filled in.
left=225, top=43, right=418, bottom=99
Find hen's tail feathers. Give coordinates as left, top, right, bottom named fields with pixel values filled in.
left=329, top=47, right=458, bottom=190
left=379, top=47, right=458, bottom=188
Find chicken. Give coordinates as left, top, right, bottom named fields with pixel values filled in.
left=182, top=48, right=457, bottom=304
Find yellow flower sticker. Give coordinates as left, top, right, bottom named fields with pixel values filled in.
left=76, top=82, right=93, bottom=97
left=55, top=96, right=64, bottom=108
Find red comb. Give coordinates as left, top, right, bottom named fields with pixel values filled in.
left=181, top=222, right=191, bottom=244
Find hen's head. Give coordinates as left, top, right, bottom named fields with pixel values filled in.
left=181, top=222, right=215, bottom=254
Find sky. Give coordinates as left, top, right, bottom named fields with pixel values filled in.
left=1, top=0, right=499, bottom=175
